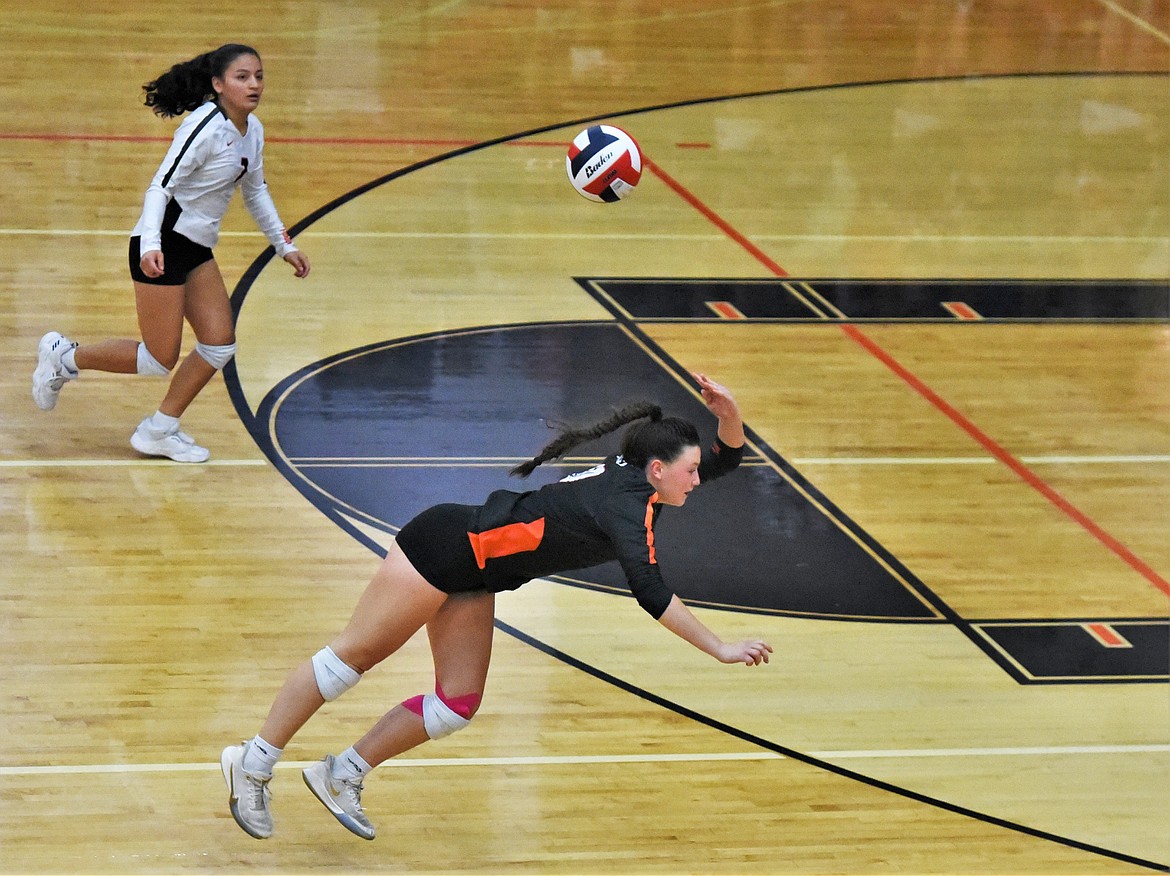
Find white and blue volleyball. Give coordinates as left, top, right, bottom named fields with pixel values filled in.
left=566, top=125, right=642, bottom=202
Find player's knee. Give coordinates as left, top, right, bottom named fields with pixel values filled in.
left=136, top=342, right=173, bottom=376
left=403, top=684, right=482, bottom=739
left=195, top=341, right=236, bottom=370
left=311, top=646, right=361, bottom=702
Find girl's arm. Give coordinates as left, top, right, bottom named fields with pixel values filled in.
left=656, top=595, right=771, bottom=666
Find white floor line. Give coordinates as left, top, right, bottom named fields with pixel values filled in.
left=0, top=228, right=1166, bottom=244
left=793, top=455, right=1170, bottom=466
left=813, top=744, right=1170, bottom=759
left=3, top=744, right=1166, bottom=776
left=0, top=459, right=268, bottom=467
left=1021, top=455, right=1170, bottom=465
left=279, top=454, right=1170, bottom=467
left=1096, top=0, right=1170, bottom=46
left=5, top=454, right=1167, bottom=469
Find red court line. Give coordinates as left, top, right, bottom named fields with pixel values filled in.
left=0, top=132, right=172, bottom=144
left=646, top=158, right=789, bottom=277
left=0, top=131, right=480, bottom=147
left=844, top=325, right=1169, bottom=597
left=645, top=157, right=1170, bottom=600
left=273, top=136, right=479, bottom=147
left=0, top=132, right=571, bottom=149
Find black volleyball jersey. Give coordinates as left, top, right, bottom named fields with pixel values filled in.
left=467, top=437, right=743, bottom=618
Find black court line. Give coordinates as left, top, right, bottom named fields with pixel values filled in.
left=580, top=277, right=1170, bottom=323
left=497, top=619, right=1169, bottom=873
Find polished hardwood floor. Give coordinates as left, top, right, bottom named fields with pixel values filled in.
left=1, top=2, right=1168, bottom=873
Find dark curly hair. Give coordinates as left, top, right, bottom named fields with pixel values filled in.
left=142, top=43, right=260, bottom=118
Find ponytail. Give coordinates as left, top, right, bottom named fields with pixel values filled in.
left=143, top=43, right=260, bottom=117
left=511, top=402, right=661, bottom=477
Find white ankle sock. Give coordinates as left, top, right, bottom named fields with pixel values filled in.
left=147, top=411, right=180, bottom=435
left=333, top=746, right=372, bottom=781
left=243, top=736, right=283, bottom=777
left=60, top=347, right=78, bottom=376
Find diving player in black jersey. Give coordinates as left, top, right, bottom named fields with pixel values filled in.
left=220, top=373, right=772, bottom=840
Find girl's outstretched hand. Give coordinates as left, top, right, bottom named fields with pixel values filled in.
left=284, top=250, right=311, bottom=278
left=693, top=372, right=745, bottom=448
left=716, top=639, right=773, bottom=666
left=693, top=372, right=739, bottom=420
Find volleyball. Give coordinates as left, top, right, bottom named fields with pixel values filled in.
left=566, top=125, right=642, bottom=202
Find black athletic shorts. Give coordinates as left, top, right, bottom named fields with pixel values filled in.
left=396, top=503, right=488, bottom=594
left=129, top=200, right=214, bottom=285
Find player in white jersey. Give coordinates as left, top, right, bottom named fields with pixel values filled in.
left=31, top=44, right=310, bottom=462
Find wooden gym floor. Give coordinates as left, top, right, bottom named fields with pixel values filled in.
left=1, top=2, right=1167, bottom=873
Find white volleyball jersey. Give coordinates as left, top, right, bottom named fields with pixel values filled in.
left=131, top=101, right=296, bottom=257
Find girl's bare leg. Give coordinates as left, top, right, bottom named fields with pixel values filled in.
left=157, top=259, right=233, bottom=417
left=72, top=280, right=185, bottom=373
left=352, top=589, right=495, bottom=766
left=256, top=543, right=448, bottom=749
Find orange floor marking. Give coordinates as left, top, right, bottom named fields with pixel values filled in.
left=707, top=300, right=747, bottom=320
left=942, top=301, right=983, bottom=320
left=1083, top=622, right=1133, bottom=648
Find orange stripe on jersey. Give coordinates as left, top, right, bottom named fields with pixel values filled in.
left=645, top=492, right=658, bottom=564
left=467, top=518, right=546, bottom=569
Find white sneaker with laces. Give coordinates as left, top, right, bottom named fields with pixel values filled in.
left=130, top=418, right=210, bottom=463
left=221, top=742, right=273, bottom=839
left=302, top=755, right=376, bottom=840
left=32, top=331, right=78, bottom=411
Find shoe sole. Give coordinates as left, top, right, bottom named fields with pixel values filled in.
left=302, top=767, right=376, bottom=840
left=221, top=747, right=271, bottom=840
left=130, top=430, right=210, bottom=463
left=32, top=333, right=63, bottom=411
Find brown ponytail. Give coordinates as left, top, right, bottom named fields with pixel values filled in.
left=510, top=402, right=661, bottom=477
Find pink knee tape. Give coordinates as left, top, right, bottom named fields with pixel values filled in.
left=436, top=681, right=481, bottom=719
left=403, top=694, right=425, bottom=716
left=402, top=683, right=481, bottom=739
left=401, top=684, right=481, bottom=720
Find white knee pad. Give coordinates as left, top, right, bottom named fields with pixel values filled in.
left=311, top=647, right=361, bottom=702
left=195, top=341, right=236, bottom=370
left=421, top=692, right=472, bottom=739
left=136, top=342, right=171, bottom=376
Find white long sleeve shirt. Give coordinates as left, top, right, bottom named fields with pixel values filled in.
left=131, top=101, right=297, bottom=257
